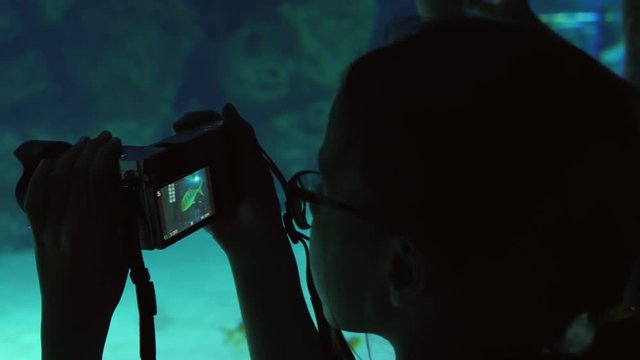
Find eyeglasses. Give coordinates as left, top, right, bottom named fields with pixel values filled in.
left=285, top=170, right=386, bottom=230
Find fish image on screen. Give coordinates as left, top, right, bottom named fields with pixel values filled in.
left=156, top=167, right=215, bottom=241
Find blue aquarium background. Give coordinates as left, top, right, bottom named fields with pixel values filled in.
left=0, top=0, right=627, bottom=359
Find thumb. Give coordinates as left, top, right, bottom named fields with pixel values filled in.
left=220, top=103, right=276, bottom=203
left=223, top=103, right=255, bottom=134
left=222, top=103, right=262, bottom=167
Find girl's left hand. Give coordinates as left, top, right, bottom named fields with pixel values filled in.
left=25, top=130, right=129, bottom=322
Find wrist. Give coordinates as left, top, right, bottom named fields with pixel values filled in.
left=42, top=305, right=112, bottom=360
left=221, top=224, right=290, bottom=257
left=224, top=229, right=291, bottom=262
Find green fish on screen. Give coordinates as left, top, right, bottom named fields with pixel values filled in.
left=181, top=180, right=205, bottom=212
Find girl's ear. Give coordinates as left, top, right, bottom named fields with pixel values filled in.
left=385, top=236, right=428, bottom=308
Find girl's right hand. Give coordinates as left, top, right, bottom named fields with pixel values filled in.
left=172, top=104, right=286, bottom=254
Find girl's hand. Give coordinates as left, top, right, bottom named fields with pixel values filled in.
left=25, top=130, right=129, bottom=323
left=172, top=104, right=286, bottom=255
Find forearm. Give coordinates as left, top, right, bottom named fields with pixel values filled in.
left=41, top=305, right=112, bottom=360
left=226, top=233, right=322, bottom=360
left=624, top=0, right=640, bottom=87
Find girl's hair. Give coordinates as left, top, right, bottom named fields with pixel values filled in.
left=334, top=18, right=640, bottom=358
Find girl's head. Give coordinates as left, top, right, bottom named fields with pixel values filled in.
left=310, top=18, right=640, bottom=356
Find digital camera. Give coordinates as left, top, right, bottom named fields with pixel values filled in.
left=14, top=120, right=240, bottom=249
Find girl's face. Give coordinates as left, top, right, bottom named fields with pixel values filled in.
left=309, top=89, right=498, bottom=355
left=309, top=91, right=392, bottom=333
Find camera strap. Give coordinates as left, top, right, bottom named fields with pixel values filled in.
left=129, top=248, right=157, bottom=360
left=122, top=174, right=158, bottom=360
left=282, top=211, right=355, bottom=360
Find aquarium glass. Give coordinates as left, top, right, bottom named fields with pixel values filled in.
left=0, top=1, right=627, bottom=359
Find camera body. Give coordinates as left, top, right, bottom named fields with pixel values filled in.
left=14, top=120, right=239, bottom=250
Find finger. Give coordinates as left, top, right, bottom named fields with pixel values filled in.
left=222, top=103, right=261, bottom=150
left=223, top=103, right=250, bottom=128
left=24, top=159, right=53, bottom=246
left=222, top=103, right=261, bottom=164
left=88, top=136, right=123, bottom=238
left=46, top=136, right=91, bottom=249
left=64, top=131, right=113, bottom=252
left=172, top=110, right=223, bottom=133
left=221, top=103, right=272, bottom=201
left=69, top=131, right=114, bottom=209
left=92, top=137, right=127, bottom=268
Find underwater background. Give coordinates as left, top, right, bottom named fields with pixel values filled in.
left=0, top=0, right=628, bottom=359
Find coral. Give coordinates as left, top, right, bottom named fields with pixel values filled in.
left=220, top=320, right=247, bottom=349
left=278, top=0, right=377, bottom=89
left=270, top=110, right=314, bottom=171
left=303, top=99, right=333, bottom=132
left=86, top=118, right=159, bottom=146
left=0, top=0, right=379, bottom=254
left=217, top=0, right=376, bottom=178
left=0, top=5, right=23, bottom=43
left=58, top=0, right=203, bottom=141
left=0, top=127, right=23, bottom=201
left=0, top=212, right=31, bottom=253
left=217, top=0, right=377, bottom=105
left=218, top=20, right=298, bottom=104
left=0, top=1, right=205, bottom=254
left=0, top=51, right=50, bottom=106
left=272, top=99, right=331, bottom=135
left=39, top=0, right=76, bottom=22
left=209, top=0, right=377, bottom=187
left=267, top=100, right=330, bottom=175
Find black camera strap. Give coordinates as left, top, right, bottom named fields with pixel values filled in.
left=282, top=211, right=356, bottom=360
left=129, top=249, right=157, bottom=360
left=122, top=173, right=158, bottom=360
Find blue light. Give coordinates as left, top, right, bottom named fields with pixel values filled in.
left=539, top=11, right=620, bottom=26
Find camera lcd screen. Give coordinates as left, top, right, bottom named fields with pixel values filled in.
left=155, top=167, right=215, bottom=241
